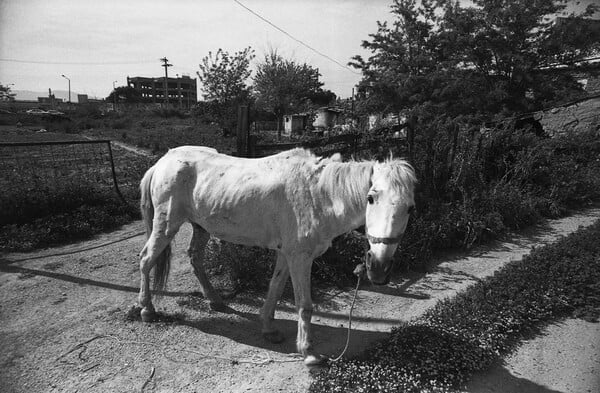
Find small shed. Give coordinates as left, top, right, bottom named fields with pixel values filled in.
left=313, top=107, right=343, bottom=129
left=283, top=114, right=307, bottom=136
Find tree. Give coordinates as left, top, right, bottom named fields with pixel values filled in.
left=351, top=0, right=599, bottom=197
left=196, top=47, right=255, bottom=134
left=106, top=86, right=146, bottom=103
left=253, top=50, right=325, bottom=138
left=197, top=47, right=255, bottom=103
left=437, top=0, right=600, bottom=111
left=0, top=83, right=16, bottom=102
left=354, top=0, right=599, bottom=115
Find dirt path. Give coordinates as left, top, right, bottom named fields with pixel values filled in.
left=1, top=207, right=599, bottom=393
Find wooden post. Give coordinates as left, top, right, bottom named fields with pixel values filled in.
left=236, top=105, right=249, bottom=157
left=248, top=134, right=258, bottom=158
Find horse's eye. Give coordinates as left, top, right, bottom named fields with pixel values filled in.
left=367, top=195, right=374, bottom=205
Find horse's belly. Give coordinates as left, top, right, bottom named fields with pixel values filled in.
left=198, top=214, right=283, bottom=250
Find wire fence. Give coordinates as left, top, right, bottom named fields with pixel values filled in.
left=0, top=140, right=125, bottom=203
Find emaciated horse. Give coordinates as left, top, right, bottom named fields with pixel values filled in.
left=138, top=146, right=416, bottom=365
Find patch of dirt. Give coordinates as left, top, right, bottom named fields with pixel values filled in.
left=0, top=207, right=599, bottom=393
left=467, top=319, right=600, bottom=393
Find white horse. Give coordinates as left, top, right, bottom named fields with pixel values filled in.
left=138, top=146, right=416, bottom=365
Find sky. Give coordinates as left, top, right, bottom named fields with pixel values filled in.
left=0, top=0, right=597, bottom=101
left=0, top=0, right=396, bottom=100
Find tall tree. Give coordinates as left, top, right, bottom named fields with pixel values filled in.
left=253, top=50, right=324, bottom=138
left=0, top=84, right=16, bottom=102
left=197, top=47, right=255, bottom=103
left=352, top=0, right=599, bottom=191
left=353, top=0, right=599, bottom=118
left=196, top=47, right=255, bottom=134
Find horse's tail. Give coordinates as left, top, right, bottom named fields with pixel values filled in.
left=140, top=165, right=171, bottom=293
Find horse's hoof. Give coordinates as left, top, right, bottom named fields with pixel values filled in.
left=304, top=354, right=324, bottom=367
left=262, top=330, right=285, bottom=344
left=209, top=301, right=227, bottom=312
left=140, top=307, right=155, bottom=322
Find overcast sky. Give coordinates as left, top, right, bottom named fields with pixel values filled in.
left=0, top=0, right=596, bottom=100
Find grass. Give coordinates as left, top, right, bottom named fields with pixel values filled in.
left=310, top=219, right=600, bottom=393
left=0, top=127, right=155, bottom=252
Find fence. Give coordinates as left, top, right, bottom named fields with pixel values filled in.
left=0, top=140, right=125, bottom=203
left=236, top=106, right=407, bottom=158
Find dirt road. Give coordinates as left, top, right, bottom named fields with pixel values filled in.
left=1, top=207, right=599, bottom=392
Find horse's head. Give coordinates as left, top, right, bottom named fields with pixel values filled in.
left=364, top=159, right=416, bottom=285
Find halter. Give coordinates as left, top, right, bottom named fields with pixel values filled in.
left=366, top=233, right=403, bottom=245
left=365, top=223, right=404, bottom=245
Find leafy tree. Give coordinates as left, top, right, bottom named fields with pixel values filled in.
left=352, top=0, right=599, bottom=161
left=106, top=86, right=146, bottom=103
left=353, top=0, right=599, bottom=118
left=253, top=50, right=325, bottom=138
left=437, top=0, right=600, bottom=111
left=351, top=0, right=599, bottom=202
left=197, top=47, right=255, bottom=103
left=0, top=83, right=16, bottom=102
left=196, top=47, right=255, bottom=134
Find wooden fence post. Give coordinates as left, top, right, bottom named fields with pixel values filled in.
left=236, top=105, right=249, bottom=157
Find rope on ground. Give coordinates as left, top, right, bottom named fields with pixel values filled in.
left=326, top=270, right=363, bottom=363
left=56, top=334, right=303, bottom=366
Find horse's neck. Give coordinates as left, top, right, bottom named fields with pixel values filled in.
left=317, top=161, right=373, bottom=233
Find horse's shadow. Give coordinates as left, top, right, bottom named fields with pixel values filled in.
left=144, top=301, right=391, bottom=359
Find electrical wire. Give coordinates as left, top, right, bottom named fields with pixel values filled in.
left=0, top=58, right=156, bottom=65
left=232, top=0, right=361, bottom=75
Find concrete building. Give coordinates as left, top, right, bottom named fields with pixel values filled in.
left=313, top=107, right=343, bottom=129
left=127, top=75, right=197, bottom=108
left=283, top=114, right=307, bottom=136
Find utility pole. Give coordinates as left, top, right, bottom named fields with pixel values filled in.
left=112, top=80, right=118, bottom=111
left=61, top=74, right=71, bottom=103
left=159, top=57, right=172, bottom=106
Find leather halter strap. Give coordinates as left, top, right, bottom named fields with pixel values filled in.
left=366, top=232, right=403, bottom=245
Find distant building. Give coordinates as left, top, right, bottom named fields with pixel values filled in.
left=313, top=107, right=343, bottom=129
left=127, top=75, right=197, bottom=108
left=283, top=114, right=307, bottom=135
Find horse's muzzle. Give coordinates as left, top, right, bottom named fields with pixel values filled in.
left=365, top=250, right=392, bottom=285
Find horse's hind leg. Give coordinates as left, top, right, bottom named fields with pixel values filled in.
left=188, top=223, right=225, bottom=311
left=260, top=251, right=289, bottom=343
left=138, top=206, right=184, bottom=322
left=138, top=230, right=173, bottom=321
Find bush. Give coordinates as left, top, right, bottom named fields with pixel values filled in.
left=310, top=220, right=600, bottom=393
left=0, top=193, right=137, bottom=252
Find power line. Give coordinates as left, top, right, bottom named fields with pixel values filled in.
left=232, top=0, right=361, bottom=75
left=0, top=58, right=156, bottom=65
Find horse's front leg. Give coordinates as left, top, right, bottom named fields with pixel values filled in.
left=288, top=254, right=321, bottom=366
left=260, top=251, right=290, bottom=343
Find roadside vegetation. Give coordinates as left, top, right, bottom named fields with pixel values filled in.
left=310, top=219, right=600, bottom=393
left=0, top=127, right=154, bottom=252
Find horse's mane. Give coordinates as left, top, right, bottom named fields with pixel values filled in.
left=317, top=159, right=374, bottom=214
left=317, top=154, right=417, bottom=215
left=380, top=157, right=417, bottom=196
